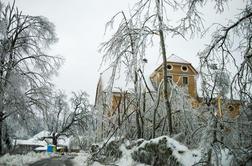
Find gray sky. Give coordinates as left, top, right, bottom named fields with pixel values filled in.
left=4, top=0, right=245, bottom=103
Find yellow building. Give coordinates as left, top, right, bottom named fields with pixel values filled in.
left=95, top=55, right=240, bottom=118
left=150, top=55, right=198, bottom=98
left=149, top=54, right=240, bottom=118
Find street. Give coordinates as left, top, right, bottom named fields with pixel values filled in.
left=29, top=156, right=74, bottom=166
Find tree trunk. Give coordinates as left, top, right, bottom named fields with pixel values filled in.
left=135, top=70, right=142, bottom=138
left=0, top=117, right=2, bottom=155
left=117, top=96, right=122, bottom=129
left=156, top=0, right=173, bottom=135
left=153, top=110, right=156, bottom=138
left=207, top=148, right=212, bottom=165
left=153, top=81, right=162, bottom=138
left=122, top=11, right=142, bottom=139
left=141, top=91, right=146, bottom=138
left=0, top=110, right=5, bottom=155
left=52, top=132, right=58, bottom=147
left=205, top=105, right=218, bottom=165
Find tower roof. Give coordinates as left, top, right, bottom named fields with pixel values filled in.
left=151, top=54, right=198, bottom=76
left=167, top=54, right=190, bottom=64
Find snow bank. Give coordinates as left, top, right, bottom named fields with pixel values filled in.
left=0, top=152, right=50, bottom=166
left=115, top=144, right=146, bottom=166
left=77, top=136, right=232, bottom=166
left=71, top=151, right=90, bottom=166
left=88, top=136, right=202, bottom=165
left=72, top=151, right=111, bottom=166
left=220, top=149, right=233, bottom=165
left=134, top=136, right=201, bottom=166
left=71, top=148, right=145, bottom=166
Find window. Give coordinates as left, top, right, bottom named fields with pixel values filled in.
left=183, top=76, right=188, bottom=85
left=167, top=75, right=173, bottom=83
left=228, top=105, right=235, bottom=112
left=167, top=64, right=173, bottom=70
left=167, top=75, right=172, bottom=80
left=181, top=65, right=188, bottom=72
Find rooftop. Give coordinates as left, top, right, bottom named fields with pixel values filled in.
left=167, top=54, right=190, bottom=64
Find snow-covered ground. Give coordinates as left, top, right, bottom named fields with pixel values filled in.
left=71, top=136, right=233, bottom=166
left=115, top=144, right=147, bottom=166
left=132, top=136, right=202, bottom=166
left=0, top=152, right=50, bottom=166
left=71, top=150, right=146, bottom=166
left=0, top=135, right=234, bottom=166
left=71, top=136, right=201, bottom=166
left=71, top=151, right=90, bottom=166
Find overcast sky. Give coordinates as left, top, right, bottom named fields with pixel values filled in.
left=4, top=0, right=245, bottom=103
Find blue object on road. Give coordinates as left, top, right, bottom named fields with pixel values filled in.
left=47, top=145, right=55, bottom=152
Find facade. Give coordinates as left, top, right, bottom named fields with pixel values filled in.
left=149, top=55, right=198, bottom=99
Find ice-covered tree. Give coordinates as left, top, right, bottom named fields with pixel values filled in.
left=99, top=0, right=189, bottom=139
left=0, top=1, right=62, bottom=153
left=186, top=0, right=252, bottom=164
left=43, top=91, right=92, bottom=147
left=100, top=9, right=150, bottom=139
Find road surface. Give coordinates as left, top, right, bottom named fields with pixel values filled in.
left=29, top=156, right=74, bottom=166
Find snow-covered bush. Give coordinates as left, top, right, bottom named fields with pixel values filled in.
left=131, top=136, right=201, bottom=166
left=131, top=137, right=175, bottom=165
left=91, top=137, right=124, bottom=164
left=90, top=136, right=201, bottom=166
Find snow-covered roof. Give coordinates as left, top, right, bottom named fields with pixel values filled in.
left=30, top=130, right=50, bottom=140
left=14, top=130, right=70, bottom=147
left=151, top=54, right=198, bottom=75
left=15, top=139, right=47, bottom=146
left=34, top=146, right=47, bottom=151
left=167, top=54, right=190, bottom=64
left=14, top=130, right=49, bottom=146
left=99, top=68, right=155, bottom=93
